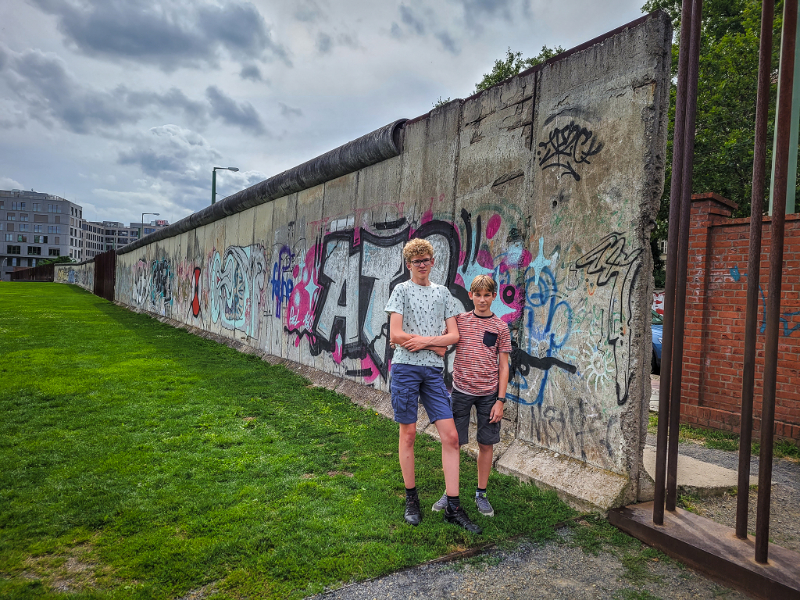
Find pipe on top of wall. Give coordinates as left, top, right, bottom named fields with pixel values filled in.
left=118, top=118, right=408, bottom=256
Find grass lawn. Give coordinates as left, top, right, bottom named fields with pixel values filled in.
left=0, top=284, right=575, bottom=599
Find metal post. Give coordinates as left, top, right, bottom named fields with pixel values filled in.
left=736, top=0, right=774, bottom=541
left=666, top=0, right=704, bottom=512
left=654, top=0, right=695, bottom=526
left=212, top=169, right=217, bottom=205
left=755, top=0, right=797, bottom=565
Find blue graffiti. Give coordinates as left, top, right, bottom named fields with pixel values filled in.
left=507, top=265, right=576, bottom=406
left=271, top=247, right=295, bottom=320
left=729, top=266, right=800, bottom=337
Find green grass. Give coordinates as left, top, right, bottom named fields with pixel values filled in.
left=0, top=284, right=576, bottom=599
left=647, top=414, right=800, bottom=460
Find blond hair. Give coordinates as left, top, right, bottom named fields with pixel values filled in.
left=403, top=238, right=434, bottom=263
left=470, top=274, right=497, bottom=294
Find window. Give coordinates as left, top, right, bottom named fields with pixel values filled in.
left=48, top=248, right=60, bottom=256
left=19, top=213, right=29, bottom=221
left=34, top=225, right=42, bottom=233
left=27, top=246, right=41, bottom=255
left=6, top=224, right=13, bottom=232
left=7, top=213, right=15, bottom=221
left=32, top=203, right=40, bottom=211
left=47, top=204, right=62, bottom=213
left=11, top=201, right=26, bottom=210
left=16, top=235, right=26, bottom=242
left=30, top=258, right=36, bottom=267
left=33, top=235, right=47, bottom=243
left=54, top=237, right=60, bottom=244
left=48, top=226, right=60, bottom=234
left=10, top=258, right=17, bottom=267
left=19, top=224, right=28, bottom=232
left=7, top=245, right=21, bottom=254
left=4, top=234, right=11, bottom=242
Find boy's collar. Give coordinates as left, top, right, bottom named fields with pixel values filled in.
left=472, top=310, right=494, bottom=319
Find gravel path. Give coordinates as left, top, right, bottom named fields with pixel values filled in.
left=308, top=529, right=746, bottom=600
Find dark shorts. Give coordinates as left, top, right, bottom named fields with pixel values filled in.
left=451, top=388, right=501, bottom=446
left=390, top=363, right=453, bottom=425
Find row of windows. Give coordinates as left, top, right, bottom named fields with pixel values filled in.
left=6, top=213, right=30, bottom=221
left=6, top=246, right=59, bottom=256
left=4, top=234, right=49, bottom=243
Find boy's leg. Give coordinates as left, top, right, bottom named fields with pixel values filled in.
left=399, top=422, right=417, bottom=488
left=477, top=443, right=494, bottom=489
left=432, top=418, right=460, bottom=496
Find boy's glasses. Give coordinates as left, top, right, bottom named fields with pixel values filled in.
left=410, top=258, right=432, bottom=266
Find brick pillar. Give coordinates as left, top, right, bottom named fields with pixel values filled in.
left=681, top=193, right=738, bottom=427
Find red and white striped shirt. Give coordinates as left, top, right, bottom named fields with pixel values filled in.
left=452, top=311, right=512, bottom=396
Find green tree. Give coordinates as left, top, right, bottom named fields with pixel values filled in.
left=38, top=256, right=75, bottom=266
left=642, top=0, right=791, bottom=240
left=474, top=46, right=566, bottom=94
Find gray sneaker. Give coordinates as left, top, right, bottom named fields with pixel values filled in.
left=475, top=492, right=494, bottom=517
left=431, top=492, right=448, bottom=512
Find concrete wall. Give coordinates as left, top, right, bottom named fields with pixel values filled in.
left=54, top=261, right=94, bottom=291
left=682, top=193, right=800, bottom=443
left=114, top=13, right=672, bottom=509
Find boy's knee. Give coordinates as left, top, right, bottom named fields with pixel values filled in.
left=399, top=426, right=417, bottom=447
left=440, top=429, right=460, bottom=450
left=478, top=443, right=494, bottom=453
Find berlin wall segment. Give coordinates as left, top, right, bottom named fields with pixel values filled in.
left=111, top=13, right=672, bottom=508
left=54, top=261, right=94, bottom=291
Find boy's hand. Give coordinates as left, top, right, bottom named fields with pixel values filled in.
left=489, top=400, right=504, bottom=423
left=401, top=336, right=430, bottom=352
left=431, top=346, right=447, bottom=357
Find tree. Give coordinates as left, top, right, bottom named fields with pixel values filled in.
left=642, top=0, right=792, bottom=242
left=38, top=256, right=75, bottom=266
left=473, top=46, right=566, bottom=94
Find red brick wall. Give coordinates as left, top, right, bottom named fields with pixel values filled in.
left=681, top=192, right=800, bottom=442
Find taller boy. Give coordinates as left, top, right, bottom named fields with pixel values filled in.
left=385, top=239, right=481, bottom=533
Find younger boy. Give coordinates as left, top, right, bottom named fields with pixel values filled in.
left=384, top=238, right=481, bottom=533
left=432, top=274, right=512, bottom=517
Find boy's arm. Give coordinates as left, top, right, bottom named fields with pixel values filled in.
left=489, top=351, right=510, bottom=423
left=389, top=312, right=413, bottom=346
left=401, top=316, right=459, bottom=352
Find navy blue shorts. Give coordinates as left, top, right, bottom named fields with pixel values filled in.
left=390, top=363, right=453, bottom=425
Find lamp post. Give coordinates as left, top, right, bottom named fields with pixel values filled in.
left=140, top=212, right=160, bottom=240
left=212, top=166, right=239, bottom=204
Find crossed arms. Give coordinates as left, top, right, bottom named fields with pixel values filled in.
left=388, top=312, right=459, bottom=356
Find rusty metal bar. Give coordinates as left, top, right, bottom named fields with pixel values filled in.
left=666, top=0, right=704, bottom=512
left=755, top=0, right=797, bottom=565
left=736, top=0, right=774, bottom=541
left=653, top=0, right=695, bottom=526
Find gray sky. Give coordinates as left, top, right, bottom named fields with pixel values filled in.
left=0, top=0, right=645, bottom=225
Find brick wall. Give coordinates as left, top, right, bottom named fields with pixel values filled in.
left=681, top=192, right=800, bottom=442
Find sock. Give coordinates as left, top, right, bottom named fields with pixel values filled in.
left=476, top=488, right=487, bottom=496
left=447, top=495, right=460, bottom=511
left=405, top=486, right=417, bottom=498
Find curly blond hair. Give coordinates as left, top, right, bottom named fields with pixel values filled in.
left=470, top=274, right=497, bottom=294
left=403, top=238, right=434, bottom=263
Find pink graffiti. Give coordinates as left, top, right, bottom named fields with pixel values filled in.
left=286, top=244, right=322, bottom=337
left=486, top=214, right=502, bottom=239
left=333, top=334, right=343, bottom=363
left=653, top=290, right=665, bottom=315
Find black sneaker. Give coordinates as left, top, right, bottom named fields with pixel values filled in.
left=404, top=494, right=422, bottom=526
left=444, top=505, right=482, bottom=534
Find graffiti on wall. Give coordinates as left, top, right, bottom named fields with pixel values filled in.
left=730, top=265, right=800, bottom=337
left=209, top=245, right=267, bottom=338
left=537, top=121, right=604, bottom=181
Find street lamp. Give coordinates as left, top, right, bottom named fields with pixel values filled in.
left=140, top=212, right=160, bottom=239
left=212, top=166, right=239, bottom=204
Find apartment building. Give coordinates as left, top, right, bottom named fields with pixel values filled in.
left=0, top=190, right=84, bottom=281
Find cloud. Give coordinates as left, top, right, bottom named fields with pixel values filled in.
left=0, top=46, right=268, bottom=136
left=448, top=0, right=529, bottom=30
left=29, top=0, right=292, bottom=71
left=0, top=177, right=24, bottom=189
left=118, top=125, right=220, bottom=185
left=293, top=0, right=326, bottom=23
left=316, top=32, right=333, bottom=54
left=315, top=30, right=359, bottom=54
left=205, top=86, right=268, bottom=136
left=399, top=5, right=425, bottom=35
left=435, top=31, right=459, bottom=55
left=239, top=64, right=263, bottom=82
left=279, top=102, right=303, bottom=118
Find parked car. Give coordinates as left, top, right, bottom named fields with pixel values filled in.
left=652, top=309, right=663, bottom=374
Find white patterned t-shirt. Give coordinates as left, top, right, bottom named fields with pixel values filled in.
left=384, top=280, right=461, bottom=368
